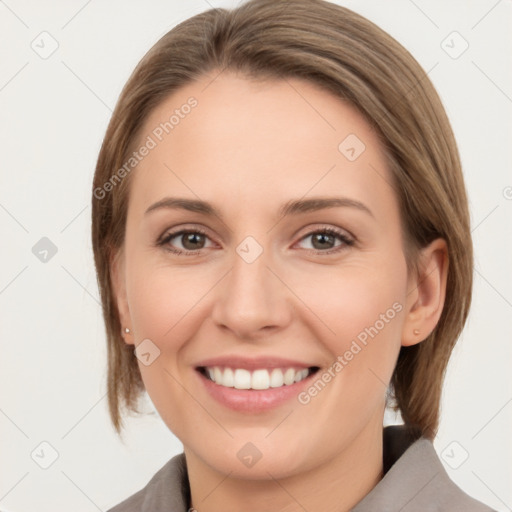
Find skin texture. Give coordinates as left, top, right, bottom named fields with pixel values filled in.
left=112, top=71, right=448, bottom=512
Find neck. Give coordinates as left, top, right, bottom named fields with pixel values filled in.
left=185, top=419, right=384, bottom=512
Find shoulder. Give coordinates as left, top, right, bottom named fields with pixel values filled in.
left=107, top=489, right=144, bottom=512
left=353, top=426, right=497, bottom=511
left=406, top=438, right=496, bottom=511
left=106, top=453, right=189, bottom=512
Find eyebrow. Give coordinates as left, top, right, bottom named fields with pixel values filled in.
left=144, top=196, right=374, bottom=220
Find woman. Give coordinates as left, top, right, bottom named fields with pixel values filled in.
left=91, top=0, right=496, bottom=510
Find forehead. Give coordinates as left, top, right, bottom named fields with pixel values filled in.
left=128, top=72, right=398, bottom=224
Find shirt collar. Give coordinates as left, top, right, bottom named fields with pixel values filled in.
left=137, top=424, right=489, bottom=512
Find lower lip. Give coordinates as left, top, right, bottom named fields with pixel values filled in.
left=197, top=370, right=314, bottom=412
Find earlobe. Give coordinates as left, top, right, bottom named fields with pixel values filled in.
left=402, top=238, right=449, bottom=347
left=110, top=248, right=134, bottom=346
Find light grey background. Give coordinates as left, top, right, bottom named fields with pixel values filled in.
left=1, top=1, right=511, bottom=510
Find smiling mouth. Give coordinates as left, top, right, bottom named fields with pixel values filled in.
left=197, top=366, right=320, bottom=390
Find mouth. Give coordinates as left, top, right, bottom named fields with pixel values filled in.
left=193, top=356, right=322, bottom=412
left=197, top=365, right=320, bottom=390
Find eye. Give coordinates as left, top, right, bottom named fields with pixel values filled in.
left=157, top=225, right=355, bottom=256
left=157, top=228, right=214, bottom=255
left=296, top=227, right=354, bottom=254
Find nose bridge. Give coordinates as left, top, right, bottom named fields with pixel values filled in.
left=232, top=238, right=271, bottom=300
left=211, top=235, right=290, bottom=337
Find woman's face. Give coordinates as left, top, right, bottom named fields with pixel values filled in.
left=114, top=72, right=421, bottom=478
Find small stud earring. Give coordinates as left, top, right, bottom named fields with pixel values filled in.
left=124, top=327, right=131, bottom=334
left=413, top=329, right=420, bottom=336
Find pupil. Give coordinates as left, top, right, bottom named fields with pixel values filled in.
left=184, top=233, right=203, bottom=250
left=314, top=233, right=333, bottom=249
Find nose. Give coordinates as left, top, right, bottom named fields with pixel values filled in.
left=210, top=243, right=293, bottom=341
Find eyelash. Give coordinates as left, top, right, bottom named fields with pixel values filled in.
left=157, top=226, right=355, bottom=256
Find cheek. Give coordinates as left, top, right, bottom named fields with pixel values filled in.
left=296, top=260, right=405, bottom=339
left=127, top=259, right=209, bottom=340
left=125, top=262, right=215, bottom=406
left=125, top=264, right=205, bottom=433
left=293, top=267, right=406, bottom=430
left=293, top=260, right=407, bottom=393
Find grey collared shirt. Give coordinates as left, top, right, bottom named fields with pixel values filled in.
left=107, top=425, right=496, bottom=511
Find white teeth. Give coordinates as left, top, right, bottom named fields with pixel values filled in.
left=251, top=369, right=270, bottom=390
left=205, top=366, right=311, bottom=390
left=294, top=369, right=308, bottom=382
left=214, top=367, right=223, bottom=384
left=270, top=368, right=284, bottom=388
left=283, top=368, right=295, bottom=385
left=234, top=369, right=251, bottom=389
left=223, top=367, right=234, bottom=387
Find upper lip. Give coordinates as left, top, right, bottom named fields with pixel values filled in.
left=195, top=356, right=318, bottom=371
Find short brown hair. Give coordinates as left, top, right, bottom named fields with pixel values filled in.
left=92, top=0, right=473, bottom=439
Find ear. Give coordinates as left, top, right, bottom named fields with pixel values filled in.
left=110, top=247, right=134, bottom=346
left=401, top=238, right=449, bottom=347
